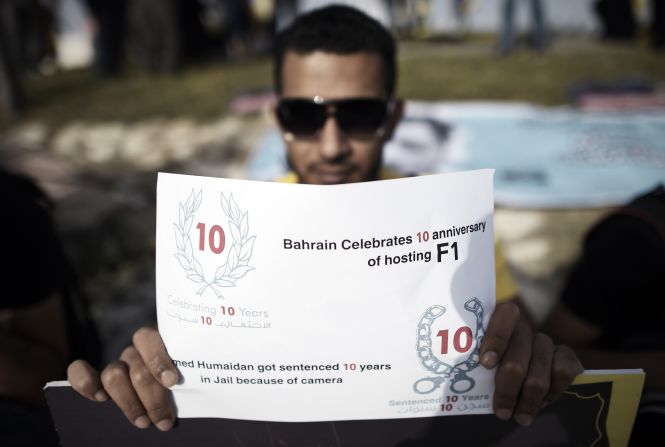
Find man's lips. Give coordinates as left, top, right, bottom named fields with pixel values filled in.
left=310, top=166, right=355, bottom=184
left=310, top=166, right=354, bottom=185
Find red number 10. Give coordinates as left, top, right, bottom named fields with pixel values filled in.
left=196, top=223, right=225, bottom=254
left=437, top=326, right=473, bottom=354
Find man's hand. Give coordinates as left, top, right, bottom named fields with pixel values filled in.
left=480, top=301, right=584, bottom=426
left=67, top=327, right=179, bottom=431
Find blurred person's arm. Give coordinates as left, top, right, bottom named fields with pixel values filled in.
left=495, top=239, right=536, bottom=329
left=0, top=170, right=74, bottom=404
left=542, top=213, right=665, bottom=393
left=543, top=305, right=665, bottom=392
left=0, top=293, right=70, bottom=404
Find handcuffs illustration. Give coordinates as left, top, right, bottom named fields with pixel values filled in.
left=413, top=298, right=485, bottom=394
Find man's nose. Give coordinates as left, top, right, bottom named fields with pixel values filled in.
left=319, top=115, right=350, bottom=160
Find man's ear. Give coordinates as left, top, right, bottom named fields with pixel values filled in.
left=383, top=98, right=404, bottom=141
left=268, top=100, right=295, bottom=143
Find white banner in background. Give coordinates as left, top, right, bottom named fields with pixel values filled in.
left=156, top=170, right=496, bottom=422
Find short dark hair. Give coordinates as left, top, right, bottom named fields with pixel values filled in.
left=274, top=5, right=397, bottom=96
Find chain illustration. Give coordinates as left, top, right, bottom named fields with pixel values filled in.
left=413, top=298, right=485, bottom=394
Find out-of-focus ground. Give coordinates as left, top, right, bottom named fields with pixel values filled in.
left=2, top=38, right=664, bottom=360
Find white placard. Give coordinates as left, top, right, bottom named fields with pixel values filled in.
left=156, top=170, right=496, bottom=422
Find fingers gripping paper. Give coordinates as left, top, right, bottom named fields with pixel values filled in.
left=156, top=170, right=496, bottom=422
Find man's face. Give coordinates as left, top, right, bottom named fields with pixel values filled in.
left=277, top=51, right=400, bottom=185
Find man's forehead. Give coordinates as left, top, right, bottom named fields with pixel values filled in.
left=280, top=51, right=386, bottom=98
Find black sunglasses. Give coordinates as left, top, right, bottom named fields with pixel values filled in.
left=276, top=96, right=393, bottom=140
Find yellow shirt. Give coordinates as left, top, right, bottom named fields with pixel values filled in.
left=278, top=170, right=518, bottom=303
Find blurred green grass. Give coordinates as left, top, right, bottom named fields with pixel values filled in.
left=398, top=40, right=665, bottom=104
left=8, top=38, right=665, bottom=129
left=18, top=58, right=272, bottom=127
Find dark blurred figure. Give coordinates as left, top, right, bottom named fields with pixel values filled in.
left=125, top=0, right=181, bottom=73
left=245, top=0, right=276, bottom=56
left=85, top=0, right=270, bottom=75
left=84, top=0, right=128, bottom=76
left=651, top=0, right=664, bottom=50
left=211, top=0, right=251, bottom=58
left=543, top=185, right=665, bottom=447
left=0, top=18, right=24, bottom=117
left=275, top=0, right=298, bottom=31
left=124, top=0, right=217, bottom=73
left=498, top=0, right=549, bottom=55
left=594, top=0, right=637, bottom=41
left=0, top=0, right=56, bottom=116
left=452, top=0, right=471, bottom=38
left=0, top=169, right=102, bottom=447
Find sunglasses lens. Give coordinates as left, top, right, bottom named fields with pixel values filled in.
left=277, top=100, right=326, bottom=137
left=277, top=98, right=390, bottom=139
left=336, top=99, right=388, bottom=138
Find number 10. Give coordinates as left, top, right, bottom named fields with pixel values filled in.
left=437, top=326, right=473, bottom=354
left=196, top=223, right=225, bottom=254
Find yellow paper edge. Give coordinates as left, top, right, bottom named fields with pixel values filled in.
left=572, top=371, right=645, bottom=447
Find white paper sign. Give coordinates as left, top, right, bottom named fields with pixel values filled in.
left=156, top=170, right=497, bottom=422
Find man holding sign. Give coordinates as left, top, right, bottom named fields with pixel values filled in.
left=67, top=5, right=583, bottom=433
